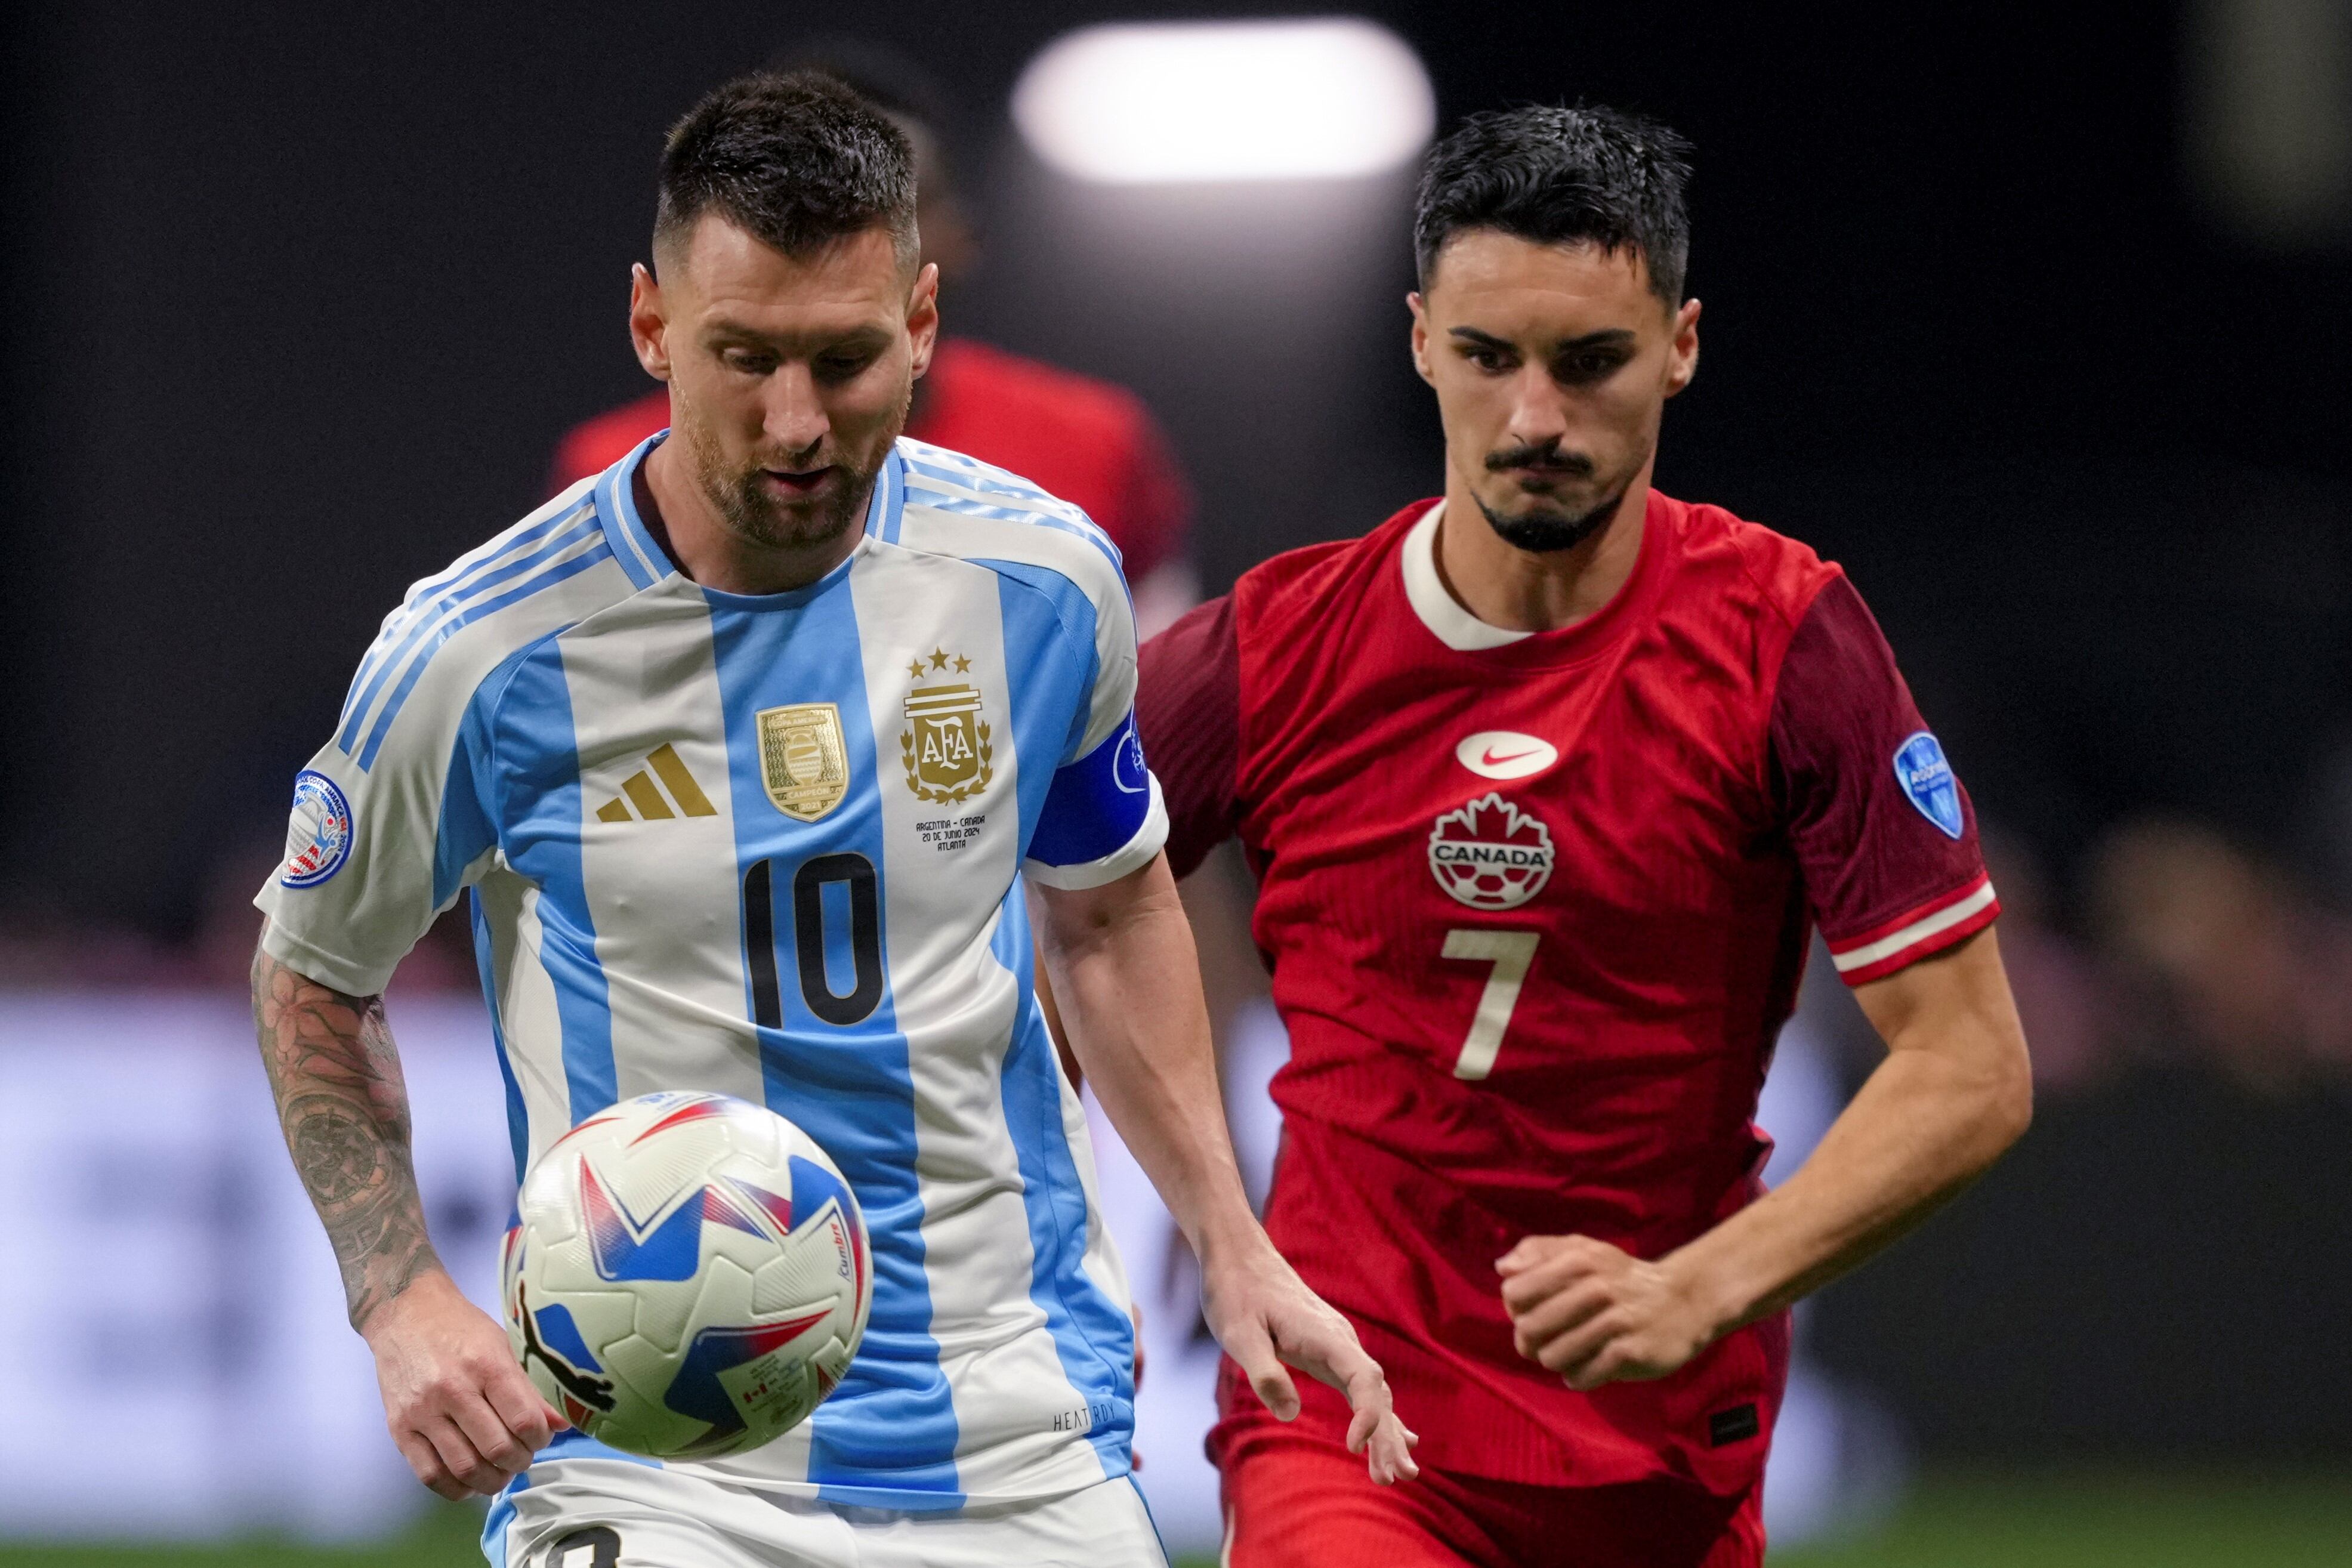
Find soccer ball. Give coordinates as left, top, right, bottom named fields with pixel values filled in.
left=502, top=1091, right=872, bottom=1460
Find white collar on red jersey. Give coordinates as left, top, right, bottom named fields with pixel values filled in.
left=1401, top=500, right=1534, bottom=650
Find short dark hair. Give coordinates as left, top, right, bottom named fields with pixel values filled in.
left=1413, top=106, right=1694, bottom=304
left=655, top=70, right=918, bottom=271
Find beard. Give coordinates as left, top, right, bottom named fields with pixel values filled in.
left=1474, top=436, right=1633, bottom=554
left=1473, top=487, right=1625, bottom=554
left=677, top=382, right=911, bottom=553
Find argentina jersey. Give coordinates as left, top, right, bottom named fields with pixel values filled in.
left=255, top=433, right=1165, bottom=1508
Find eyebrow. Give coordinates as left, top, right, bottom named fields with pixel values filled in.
left=1447, top=326, right=1637, bottom=352
left=702, top=318, right=894, bottom=349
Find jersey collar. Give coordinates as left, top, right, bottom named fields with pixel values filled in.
left=596, top=432, right=908, bottom=590
left=1399, top=492, right=1667, bottom=666
left=1401, top=501, right=1532, bottom=651
left=597, top=431, right=674, bottom=590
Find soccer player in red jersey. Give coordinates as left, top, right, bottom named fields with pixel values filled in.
left=1137, top=108, right=2034, bottom=1567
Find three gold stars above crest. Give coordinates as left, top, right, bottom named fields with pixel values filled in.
left=905, top=648, right=973, bottom=679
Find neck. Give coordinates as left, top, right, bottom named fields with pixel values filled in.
left=642, top=436, right=871, bottom=596
left=1433, top=459, right=1653, bottom=634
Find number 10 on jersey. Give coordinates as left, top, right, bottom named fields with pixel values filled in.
left=1440, top=930, right=1539, bottom=1079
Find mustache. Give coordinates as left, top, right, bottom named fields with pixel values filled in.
left=1485, top=440, right=1595, bottom=477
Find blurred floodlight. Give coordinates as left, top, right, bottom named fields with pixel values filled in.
left=1012, top=18, right=1436, bottom=184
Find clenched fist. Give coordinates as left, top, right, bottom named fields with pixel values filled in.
left=1497, top=1234, right=1719, bottom=1391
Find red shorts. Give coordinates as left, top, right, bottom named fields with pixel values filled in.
left=1218, top=1421, right=1764, bottom=1568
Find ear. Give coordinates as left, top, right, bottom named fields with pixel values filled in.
left=1408, top=291, right=1434, bottom=386
left=629, top=263, right=672, bottom=382
left=907, top=262, right=941, bottom=380
left=1662, top=297, right=1702, bottom=398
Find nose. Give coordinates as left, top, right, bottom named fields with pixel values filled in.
left=1504, top=365, right=1571, bottom=449
left=761, top=362, right=831, bottom=459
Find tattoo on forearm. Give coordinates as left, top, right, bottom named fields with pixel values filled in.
left=252, top=944, right=440, bottom=1331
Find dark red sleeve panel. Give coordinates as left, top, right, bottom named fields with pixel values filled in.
left=1135, top=593, right=1243, bottom=879
left=1770, top=574, right=1999, bottom=986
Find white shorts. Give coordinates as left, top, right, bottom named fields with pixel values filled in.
left=488, top=1456, right=1169, bottom=1568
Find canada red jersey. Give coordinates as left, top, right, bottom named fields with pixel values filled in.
left=1138, top=492, right=1998, bottom=1495
left=546, top=337, right=1193, bottom=583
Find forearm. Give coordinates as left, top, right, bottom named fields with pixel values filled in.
left=1036, top=862, right=1261, bottom=1259
left=251, top=932, right=443, bottom=1331
left=1669, top=934, right=2033, bottom=1335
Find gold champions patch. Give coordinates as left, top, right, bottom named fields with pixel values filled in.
left=755, top=703, right=849, bottom=822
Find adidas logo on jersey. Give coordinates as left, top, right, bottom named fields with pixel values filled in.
left=594, top=743, right=718, bottom=823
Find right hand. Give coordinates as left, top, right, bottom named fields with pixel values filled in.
left=360, top=1270, right=566, bottom=1499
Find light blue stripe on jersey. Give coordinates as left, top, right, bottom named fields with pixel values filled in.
left=702, top=569, right=962, bottom=1507
left=469, top=891, right=530, bottom=1181
left=900, top=458, right=1122, bottom=572
left=871, top=447, right=906, bottom=544
left=493, top=642, right=619, bottom=1121
left=351, top=537, right=613, bottom=770
left=980, top=563, right=1134, bottom=1473
left=596, top=433, right=671, bottom=589
left=440, top=686, right=527, bottom=1176
left=336, top=514, right=604, bottom=761
left=984, top=563, right=1104, bottom=775
left=990, top=888, right=1135, bottom=1476
left=338, top=502, right=590, bottom=734
left=481, top=1475, right=521, bottom=1568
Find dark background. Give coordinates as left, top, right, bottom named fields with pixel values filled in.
left=4, top=1, right=2349, bottom=1467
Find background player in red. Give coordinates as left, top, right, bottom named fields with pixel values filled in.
left=548, top=43, right=1199, bottom=636
left=1138, top=107, right=2035, bottom=1567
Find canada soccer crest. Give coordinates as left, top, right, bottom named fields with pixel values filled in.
left=900, top=649, right=994, bottom=805
left=1428, top=792, right=1556, bottom=910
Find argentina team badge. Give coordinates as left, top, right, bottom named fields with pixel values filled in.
left=1893, top=731, right=1964, bottom=839
left=900, top=650, right=994, bottom=807
left=280, top=769, right=354, bottom=887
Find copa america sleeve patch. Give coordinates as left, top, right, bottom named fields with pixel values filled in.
left=1893, top=731, right=1964, bottom=840
left=279, top=769, right=355, bottom=887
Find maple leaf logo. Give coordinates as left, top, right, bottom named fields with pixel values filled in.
left=1427, top=792, right=1557, bottom=911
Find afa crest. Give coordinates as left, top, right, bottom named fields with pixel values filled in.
left=900, top=649, right=994, bottom=805
left=755, top=703, right=848, bottom=822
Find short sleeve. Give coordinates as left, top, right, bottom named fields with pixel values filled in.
left=252, top=656, right=504, bottom=996
left=1021, top=554, right=1169, bottom=891
left=1771, top=575, right=1999, bottom=986
left=1135, top=595, right=1243, bottom=880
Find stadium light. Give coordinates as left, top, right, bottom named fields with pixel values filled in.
left=1011, top=18, right=1436, bottom=184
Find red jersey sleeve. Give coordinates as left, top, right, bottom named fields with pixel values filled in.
left=1135, top=594, right=1242, bottom=879
left=1770, top=574, right=1999, bottom=984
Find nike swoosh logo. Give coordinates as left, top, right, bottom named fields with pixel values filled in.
left=1481, top=746, right=1542, bottom=767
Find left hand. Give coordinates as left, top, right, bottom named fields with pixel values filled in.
left=1496, top=1234, right=1717, bottom=1391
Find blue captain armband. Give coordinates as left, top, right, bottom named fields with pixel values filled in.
left=1024, top=712, right=1166, bottom=890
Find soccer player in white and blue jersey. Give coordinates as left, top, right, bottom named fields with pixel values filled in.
left=250, top=73, right=1415, bottom=1568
